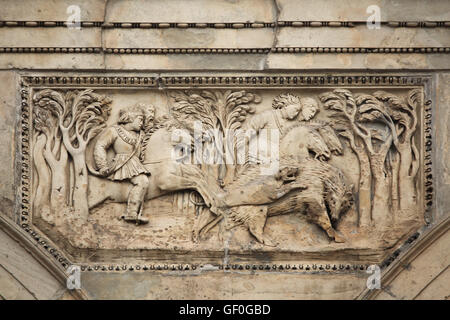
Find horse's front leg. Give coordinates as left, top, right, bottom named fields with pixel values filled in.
left=156, top=173, right=216, bottom=211
left=193, top=206, right=215, bottom=242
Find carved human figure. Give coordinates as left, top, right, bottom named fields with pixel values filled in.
left=93, top=104, right=155, bottom=224
left=245, top=93, right=324, bottom=163
left=247, top=94, right=316, bottom=135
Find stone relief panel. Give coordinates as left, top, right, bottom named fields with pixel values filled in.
left=18, top=75, right=432, bottom=268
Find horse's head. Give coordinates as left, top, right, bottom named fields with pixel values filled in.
left=307, top=130, right=331, bottom=161
left=141, top=119, right=193, bottom=164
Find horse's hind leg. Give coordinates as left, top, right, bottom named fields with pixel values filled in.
left=157, top=173, right=220, bottom=212
left=193, top=206, right=214, bottom=242
left=88, top=191, right=110, bottom=210
left=199, top=215, right=223, bottom=240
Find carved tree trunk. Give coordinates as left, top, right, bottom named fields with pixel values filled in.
left=398, top=142, right=417, bottom=213
left=44, top=145, right=68, bottom=213
left=357, top=150, right=372, bottom=227
left=346, top=137, right=372, bottom=228
left=342, top=133, right=372, bottom=228
left=33, top=134, right=51, bottom=221
left=391, top=153, right=400, bottom=213
left=370, top=156, right=392, bottom=228
left=72, top=153, right=90, bottom=220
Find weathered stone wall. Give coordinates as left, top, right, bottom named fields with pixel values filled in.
left=0, top=0, right=448, bottom=300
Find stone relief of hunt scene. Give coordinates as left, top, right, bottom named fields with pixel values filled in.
left=29, top=86, right=426, bottom=261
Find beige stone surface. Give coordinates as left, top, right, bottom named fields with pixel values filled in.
left=276, top=27, right=450, bottom=48
left=0, top=71, right=16, bottom=221
left=104, top=53, right=269, bottom=70
left=82, top=271, right=367, bottom=299
left=103, top=28, right=274, bottom=49
left=0, top=54, right=105, bottom=70
left=267, top=53, right=450, bottom=70
left=435, top=74, right=450, bottom=222
left=0, top=0, right=106, bottom=21
left=0, top=28, right=101, bottom=48
left=374, top=225, right=449, bottom=299
left=414, top=267, right=450, bottom=300
left=105, top=0, right=276, bottom=23
left=1, top=53, right=448, bottom=71
left=0, top=265, right=36, bottom=299
left=277, top=0, right=450, bottom=21
left=0, top=227, right=65, bottom=299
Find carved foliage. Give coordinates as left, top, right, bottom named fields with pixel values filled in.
left=170, top=90, right=261, bottom=183
left=320, top=89, right=421, bottom=229
left=33, top=89, right=111, bottom=220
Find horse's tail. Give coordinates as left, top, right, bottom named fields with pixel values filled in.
left=86, top=160, right=103, bottom=176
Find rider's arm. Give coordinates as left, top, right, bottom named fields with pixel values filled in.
left=93, top=127, right=116, bottom=172
left=246, top=113, right=268, bottom=164
left=247, top=113, right=268, bottom=134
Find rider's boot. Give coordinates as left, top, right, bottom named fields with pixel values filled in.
left=123, top=200, right=149, bottom=224
left=136, top=204, right=149, bottom=225
left=123, top=174, right=149, bottom=224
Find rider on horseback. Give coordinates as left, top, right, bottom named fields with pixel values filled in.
left=93, top=104, right=155, bottom=225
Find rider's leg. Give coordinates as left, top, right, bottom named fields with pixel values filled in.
left=124, top=174, right=149, bottom=224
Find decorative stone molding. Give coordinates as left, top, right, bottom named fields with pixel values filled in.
left=0, top=20, right=449, bottom=29
left=1, top=47, right=449, bottom=54
left=0, top=215, right=89, bottom=299
left=357, top=216, right=450, bottom=299
left=17, top=73, right=434, bottom=275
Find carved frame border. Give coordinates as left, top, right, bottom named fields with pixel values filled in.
left=16, top=73, right=434, bottom=274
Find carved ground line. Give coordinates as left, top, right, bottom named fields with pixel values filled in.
left=1, top=47, right=450, bottom=54
left=18, top=75, right=433, bottom=270
left=0, top=21, right=449, bottom=28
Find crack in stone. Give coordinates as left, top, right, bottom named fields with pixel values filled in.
left=101, top=0, right=109, bottom=69
left=381, top=285, right=398, bottom=298
left=262, top=0, right=281, bottom=70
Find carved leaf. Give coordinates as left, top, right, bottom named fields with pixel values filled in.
left=407, top=88, right=423, bottom=111
left=33, top=89, right=112, bottom=152
left=170, top=90, right=216, bottom=132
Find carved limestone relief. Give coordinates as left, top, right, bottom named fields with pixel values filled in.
left=19, top=75, right=432, bottom=266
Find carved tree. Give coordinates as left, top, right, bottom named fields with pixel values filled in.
left=34, top=109, right=68, bottom=215
left=373, top=90, right=420, bottom=216
left=33, top=89, right=111, bottom=220
left=320, top=89, right=420, bottom=229
left=355, top=94, right=399, bottom=228
left=32, top=129, right=51, bottom=221
left=170, top=90, right=260, bottom=185
left=320, top=90, right=373, bottom=227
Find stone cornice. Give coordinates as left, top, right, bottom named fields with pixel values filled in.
left=0, top=214, right=90, bottom=300
left=356, top=216, right=450, bottom=300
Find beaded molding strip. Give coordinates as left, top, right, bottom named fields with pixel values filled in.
left=1, top=47, right=449, bottom=54
left=0, top=20, right=449, bottom=29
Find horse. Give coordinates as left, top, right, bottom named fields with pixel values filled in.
left=86, top=121, right=224, bottom=215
